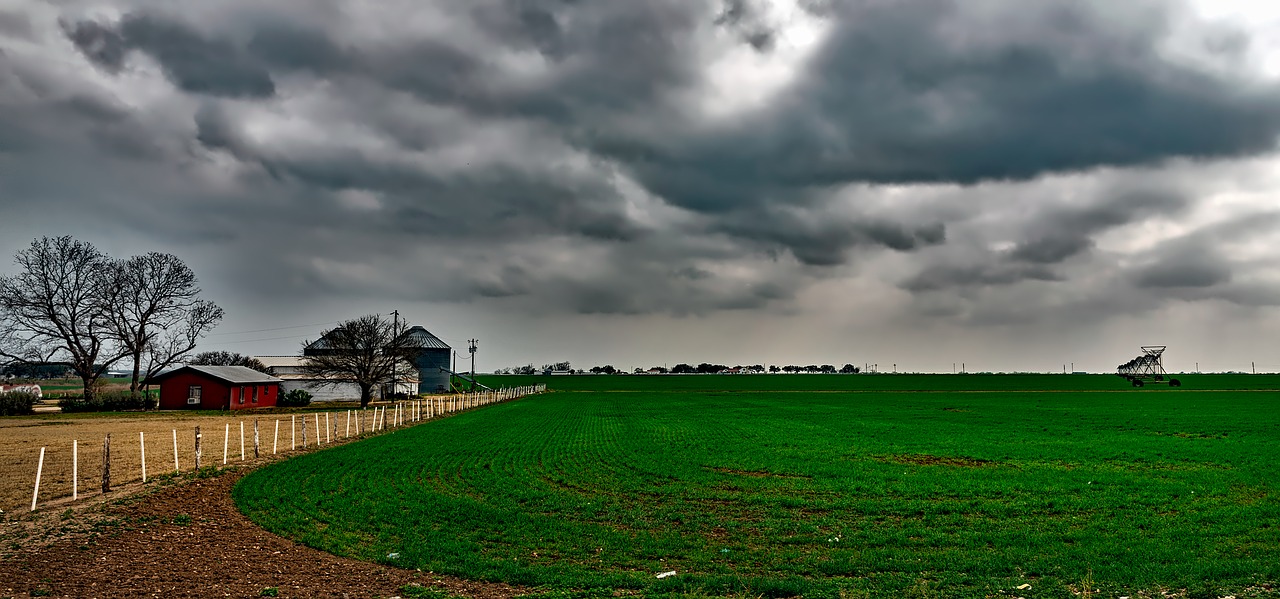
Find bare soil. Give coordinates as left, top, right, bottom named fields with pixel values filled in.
left=0, top=396, right=518, bottom=598
left=0, top=398, right=458, bottom=513
left=0, top=468, right=526, bottom=599
left=0, top=409, right=365, bottom=513
left=878, top=453, right=996, bottom=468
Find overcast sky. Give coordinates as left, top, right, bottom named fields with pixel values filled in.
left=3, top=0, right=1280, bottom=374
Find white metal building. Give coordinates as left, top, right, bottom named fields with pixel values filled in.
left=253, top=356, right=418, bottom=401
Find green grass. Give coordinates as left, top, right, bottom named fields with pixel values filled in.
left=235, top=376, right=1280, bottom=598
left=476, top=372, right=1280, bottom=392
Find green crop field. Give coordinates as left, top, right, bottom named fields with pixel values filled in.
left=235, top=375, right=1280, bottom=598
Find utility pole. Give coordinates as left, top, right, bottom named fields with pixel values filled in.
left=468, top=339, right=478, bottom=376
left=390, top=310, right=399, bottom=399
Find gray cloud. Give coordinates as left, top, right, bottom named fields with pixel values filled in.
left=714, top=0, right=776, bottom=51
left=1, top=0, right=1274, bottom=334
left=62, top=19, right=128, bottom=72
left=1010, top=188, right=1190, bottom=264
left=67, top=13, right=276, bottom=98
left=1134, top=259, right=1231, bottom=289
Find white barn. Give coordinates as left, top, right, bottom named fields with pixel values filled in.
left=253, top=356, right=417, bottom=402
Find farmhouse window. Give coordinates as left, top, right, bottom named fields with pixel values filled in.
left=237, top=387, right=244, bottom=404
left=187, top=385, right=201, bottom=405
left=252, top=386, right=259, bottom=403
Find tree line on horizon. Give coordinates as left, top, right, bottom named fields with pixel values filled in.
left=494, top=363, right=865, bottom=375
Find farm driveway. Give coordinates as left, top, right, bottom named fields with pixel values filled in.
left=0, top=468, right=526, bottom=599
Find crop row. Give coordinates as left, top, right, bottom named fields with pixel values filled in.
left=235, top=389, right=1280, bottom=598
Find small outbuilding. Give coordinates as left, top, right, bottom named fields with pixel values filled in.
left=151, top=365, right=282, bottom=410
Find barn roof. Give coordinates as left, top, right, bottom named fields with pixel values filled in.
left=398, top=326, right=450, bottom=350
left=151, top=365, right=282, bottom=384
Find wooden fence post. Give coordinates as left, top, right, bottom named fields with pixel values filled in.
left=273, top=420, right=279, bottom=455
left=325, top=412, right=331, bottom=444
left=345, top=410, right=351, bottom=438
left=195, top=426, right=202, bottom=470
left=102, top=433, right=111, bottom=493
left=223, top=423, right=229, bottom=465
left=73, top=440, right=78, bottom=501
left=172, top=429, right=179, bottom=473
left=291, top=415, right=296, bottom=450
left=254, top=420, right=260, bottom=459
left=31, top=447, right=45, bottom=511
left=140, top=431, right=147, bottom=483
left=239, top=421, right=245, bottom=461
left=302, top=414, right=308, bottom=448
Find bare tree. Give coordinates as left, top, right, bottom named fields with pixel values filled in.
left=137, top=300, right=225, bottom=394
left=189, top=350, right=270, bottom=373
left=300, top=314, right=410, bottom=407
left=0, top=236, right=127, bottom=401
left=102, top=252, right=224, bottom=395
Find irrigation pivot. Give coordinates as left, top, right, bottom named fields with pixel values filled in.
left=1116, top=345, right=1181, bottom=387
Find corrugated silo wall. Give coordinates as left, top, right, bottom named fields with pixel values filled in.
left=414, top=349, right=452, bottom=393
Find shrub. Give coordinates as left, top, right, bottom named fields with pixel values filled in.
left=0, top=390, right=38, bottom=416
left=58, top=390, right=156, bottom=413
left=279, top=389, right=312, bottom=407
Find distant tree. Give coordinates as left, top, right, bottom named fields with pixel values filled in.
left=513, top=364, right=536, bottom=375
left=190, top=351, right=270, bottom=373
left=671, top=363, right=695, bottom=374
left=103, top=252, right=223, bottom=395
left=589, top=365, right=617, bottom=374
left=840, top=364, right=857, bottom=374
left=300, top=314, right=410, bottom=407
left=0, top=237, right=128, bottom=401
left=769, top=365, right=780, bottom=373
left=820, top=364, right=836, bottom=374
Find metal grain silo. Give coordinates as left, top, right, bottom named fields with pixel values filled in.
left=399, top=326, right=452, bottom=393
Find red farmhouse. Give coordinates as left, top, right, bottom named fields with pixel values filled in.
left=151, top=365, right=283, bottom=410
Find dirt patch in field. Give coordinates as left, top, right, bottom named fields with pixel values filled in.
left=0, top=468, right=527, bottom=599
left=878, top=454, right=995, bottom=468
left=705, top=466, right=812, bottom=479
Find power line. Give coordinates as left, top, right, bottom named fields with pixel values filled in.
left=207, top=321, right=339, bottom=336
left=199, top=332, right=317, bottom=345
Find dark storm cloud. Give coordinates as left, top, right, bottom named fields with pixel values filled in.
left=62, top=20, right=128, bottom=72
left=718, top=208, right=946, bottom=266
left=14, top=0, right=1280, bottom=321
left=714, top=0, right=776, bottom=51
left=1134, top=259, right=1231, bottom=289
left=1127, top=212, right=1280, bottom=291
left=67, top=13, right=275, bottom=98
left=903, top=262, right=1062, bottom=293
left=570, top=0, right=1280, bottom=217
left=1010, top=189, right=1190, bottom=264
left=1008, top=235, right=1094, bottom=265
left=900, top=184, right=1191, bottom=297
